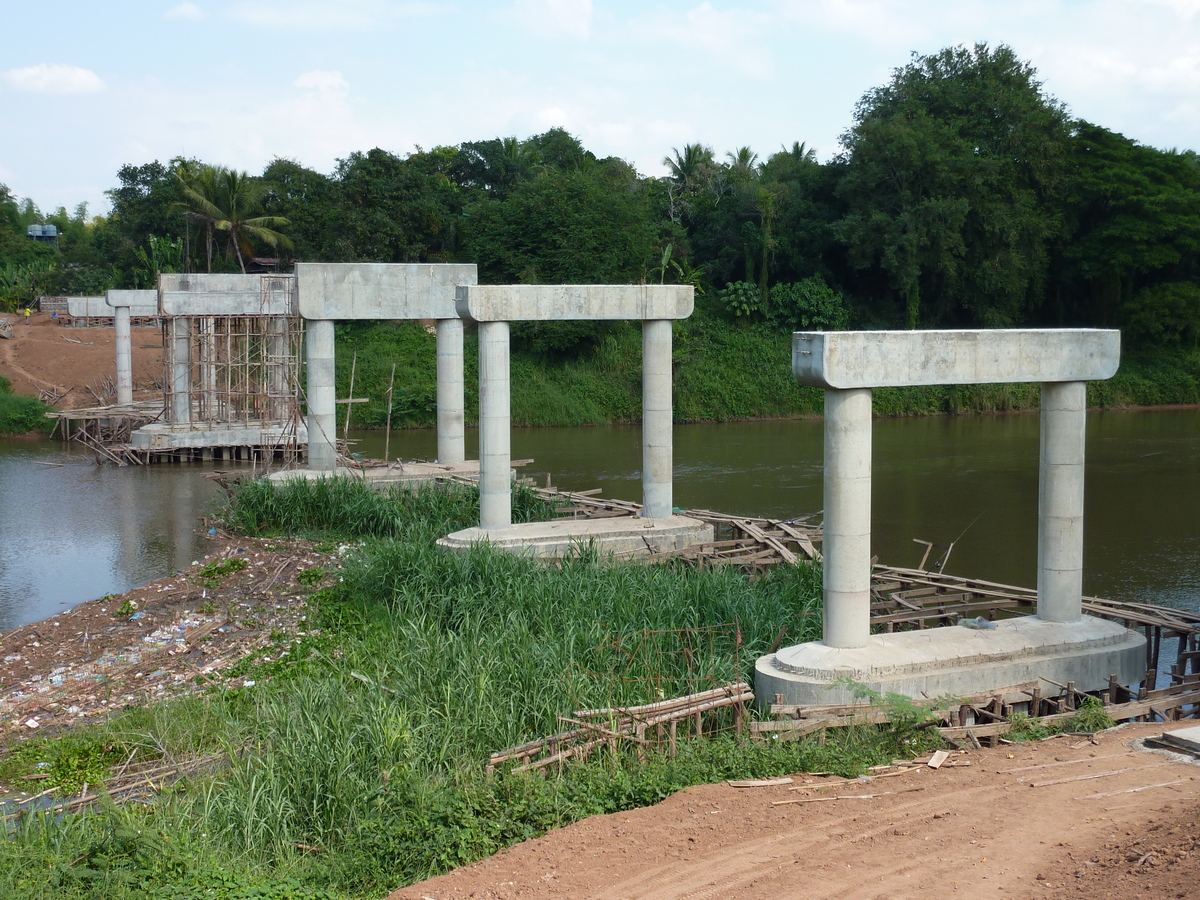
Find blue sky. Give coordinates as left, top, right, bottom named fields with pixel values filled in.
left=4, top=0, right=1200, bottom=215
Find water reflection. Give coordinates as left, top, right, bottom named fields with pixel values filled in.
left=0, top=440, right=221, bottom=631
left=350, top=408, right=1200, bottom=614
left=0, top=408, right=1195, bottom=632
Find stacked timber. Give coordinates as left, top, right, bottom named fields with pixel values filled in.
left=486, top=681, right=753, bottom=774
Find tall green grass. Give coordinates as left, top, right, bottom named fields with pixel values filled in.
left=0, top=479, right=940, bottom=900
left=0, top=375, right=53, bottom=436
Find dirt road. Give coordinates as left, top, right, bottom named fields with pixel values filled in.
left=387, top=726, right=1200, bottom=900
left=0, top=311, right=162, bottom=408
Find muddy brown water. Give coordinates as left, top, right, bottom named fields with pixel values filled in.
left=1, top=408, right=1197, bottom=632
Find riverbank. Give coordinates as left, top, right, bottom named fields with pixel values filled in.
left=3, top=314, right=1197, bottom=437
left=0, top=476, right=1196, bottom=900
left=334, top=318, right=1200, bottom=429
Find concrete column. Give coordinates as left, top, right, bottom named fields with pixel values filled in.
left=114, top=305, right=133, bottom=406
left=822, top=388, right=873, bottom=649
left=1037, top=381, right=1087, bottom=623
left=268, top=316, right=288, bottom=421
left=436, top=317, right=465, bottom=464
left=642, top=319, right=673, bottom=519
left=306, top=319, right=337, bottom=472
left=478, top=320, right=511, bottom=530
left=170, top=317, right=191, bottom=425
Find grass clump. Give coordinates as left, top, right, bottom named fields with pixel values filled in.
left=194, top=557, right=249, bottom=587
left=0, top=479, right=934, bottom=899
left=0, top=374, right=53, bottom=436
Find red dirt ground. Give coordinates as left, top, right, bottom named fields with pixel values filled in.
left=387, top=726, right=1200, bottom=900
left=0, top=310, right=162, bottom=408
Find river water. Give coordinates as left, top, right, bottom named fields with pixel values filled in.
left=1, top=408, right=1197, bottom=632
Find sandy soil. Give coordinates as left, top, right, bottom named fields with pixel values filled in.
left=0, top=311, right=163, bottom=409
left=387, top=727, right=1200, bottom=900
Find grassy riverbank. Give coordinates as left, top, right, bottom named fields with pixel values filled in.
left=0, top=375, right=53, bottom=437
left=0, top=478, right=946, bottom=900
left=331, top=319, right=1200, bottom=430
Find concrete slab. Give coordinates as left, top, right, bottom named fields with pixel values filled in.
left=755, top=614, right=1146, bottom=705
left=455, top=284, right=694, bottom=322
left=130, top=422, right=308, bottom=450
left=793, top=330, right=1120, bottom=389
left=437, top=515, right=714, bottom=559
left=267, top=460, right=481, bottom=486
left=159, top=273, right=295, bottom=316
left=1160, top=725, right=1200, bottom=754
left=295, top=262, right=476, bottom=320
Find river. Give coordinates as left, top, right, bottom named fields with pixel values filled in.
left=1, top=408, right=1197, bottom=632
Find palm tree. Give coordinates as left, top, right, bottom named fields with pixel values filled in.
left=663, top=143, right=714, bottom=185
left=173, top=165, right=293, bottom=272
left=725, top=146, right=760, bottom=177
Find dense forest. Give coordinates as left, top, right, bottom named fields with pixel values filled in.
left=2, top=43, right=1199, bottom=418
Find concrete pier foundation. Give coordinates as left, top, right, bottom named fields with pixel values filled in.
left=758, top=329, right=1142, bottom=704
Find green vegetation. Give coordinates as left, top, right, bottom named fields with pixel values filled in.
left=0, top=478, right=943, bottom=899
left=194, top=557, right=249, bottom=588
left=5, top=42, right=1200, bottom=350
left=323, top=319, right=1200, bottom=431
left=0, top=375, right=53, bottom=436
left=1007, top=696, right=1118, bottom=741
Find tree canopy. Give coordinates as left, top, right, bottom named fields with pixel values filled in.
left=4, top=45, right=1200, bottom=348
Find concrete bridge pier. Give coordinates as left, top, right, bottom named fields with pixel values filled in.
left=170, top=317, right=192, bottom=425
left=822, top=387, right=873, bottom=649
left=305, top=319, right=337, bottom=472
left=437, top=317, right=466, bottom=465
left=114, top=305, right=133, bottom=406
left=642, top=319, right=674, bottom=520
left=478, top=321, right=511, bottom=530
left=1038, top=380, right=1086, bottom=624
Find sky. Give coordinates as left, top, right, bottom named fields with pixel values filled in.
left=4, top=0, right=1200, bottom=216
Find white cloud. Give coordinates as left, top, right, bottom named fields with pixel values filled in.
left=512, top=0, right=593, bottom=38
left=165, top=2, right=206, bottom=20
left=228, top=0, right=437, bottom=30
left=1, top=64, right=105, bottom=94
left=295, top=69, right=350, bottom=92
left=634, top=3, right=774, bottom=78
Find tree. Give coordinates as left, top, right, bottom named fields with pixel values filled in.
left=334, top=148, right=460, bottom=262
left=837, top=44, right=1072, bottom=328
left=1051, top=123, right=1200, bottom=330
left=173, top=165, right=293, bottom=272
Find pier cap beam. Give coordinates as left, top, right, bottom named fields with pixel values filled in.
left=455, top=284, right=693, bottom=322
left=105, top=289, right=159, bottom=317
left=158, top=273, right=296, bottom=317
left=296, top=262, right=476, bottom=320
left=793, top=329, right=1120, bottom=389
left=66, top=297, right=110, bottom=318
